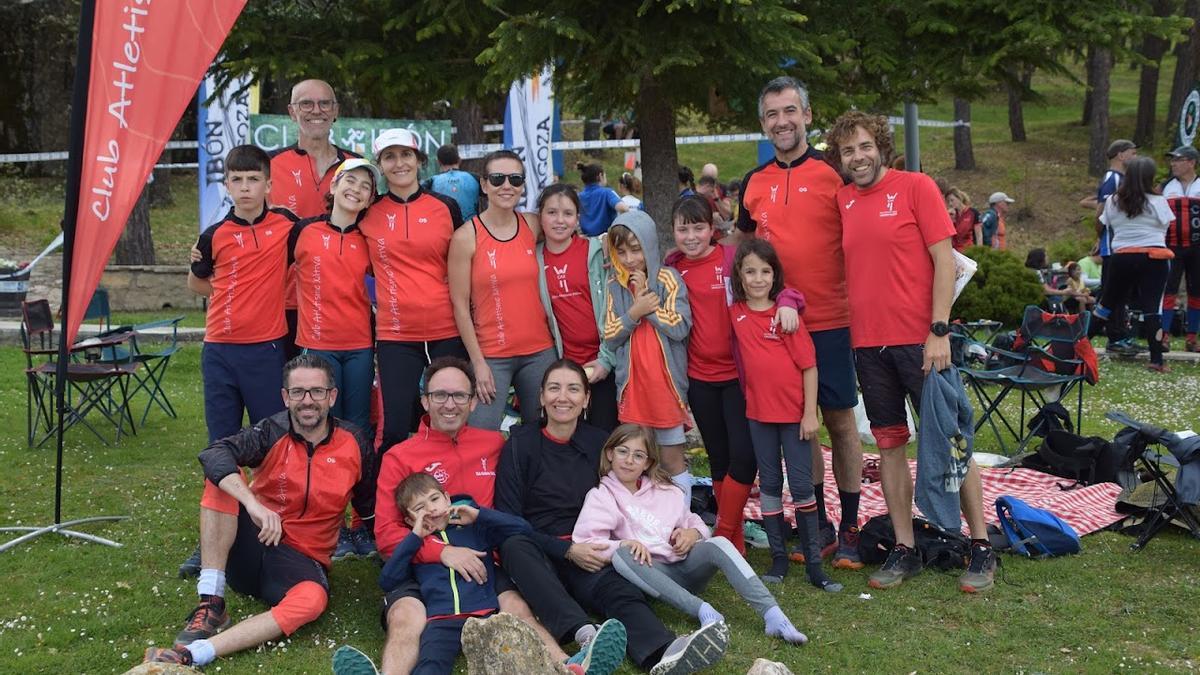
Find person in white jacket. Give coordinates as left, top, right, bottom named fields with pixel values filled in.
left=572, top=424, right=809, bottom=646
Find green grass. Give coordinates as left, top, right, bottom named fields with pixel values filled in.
left=0, top=346, right=1197, bottom=673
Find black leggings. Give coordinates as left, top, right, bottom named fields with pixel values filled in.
left=376, top=338, right=468, bottom=452
left=687, top=378, right=757, bottom=484
left=587, top=371, right=619, bottom=432
left=1102, top=252, right=1169, bottom=365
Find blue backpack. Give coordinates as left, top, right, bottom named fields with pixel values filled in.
left=994, top=496, right=1081, bottom=558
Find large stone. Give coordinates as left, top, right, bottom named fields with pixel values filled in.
left=101, top=264, right=204, bottom=311
left=747, top=658, right=796, bottom=675
left=121, top=663, right=205, bottom=675
left=461, top=612, right=572, bottom=675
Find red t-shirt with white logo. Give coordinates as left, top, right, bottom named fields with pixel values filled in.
left=729, top=301, right=816, bottom=422
left=192, top=206, right=298, bottom=344
left=288, top=215, right=373, bottom=351
left=839, top=170, right=954, bottom=349
left=543, top=236, right=600, bottom=366
left=671, top=244, right=738, bottom=381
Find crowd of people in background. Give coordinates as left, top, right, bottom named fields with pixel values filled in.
left=138, top=72, right=1195, bottom=675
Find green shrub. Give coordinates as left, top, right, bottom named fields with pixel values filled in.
left=952, top=245, right=1044, bottom=327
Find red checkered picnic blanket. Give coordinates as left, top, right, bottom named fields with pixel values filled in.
left=743, top=447, right=1124, bottom=536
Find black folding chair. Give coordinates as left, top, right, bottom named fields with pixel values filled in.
left=1107, top=410, right=1200, bottom=551
left=956, top=306, right=1097, bottom=455
left=20, top=300, right=140, bottom=447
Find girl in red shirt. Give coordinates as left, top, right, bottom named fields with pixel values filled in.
left=664, top=195, right=802, bottom=554
left=730, top=239, right=841, bottom=593
left=449, top=150, right=557, bottom=431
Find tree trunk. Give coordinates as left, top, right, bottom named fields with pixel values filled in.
left=634, top=72, right=678, bottom=254
left=1006, top=68, right=1028, bottom=142
left=149, top=167, right=173, bottom=207
left=1167, top=0, right=1200, bottom=140
left=1082, top=46, right=1096, bottom=127
left=584, top=117, right=602, bottom=158
left=450, top=96, right=486, bottom=175
left=1088, top=48, right=1113, bottom=178
left=953, top=98, right=976, bottom=170
left=114, top=183, right=155, bottom=265
left=1134, top=0, right=1171, bottom=147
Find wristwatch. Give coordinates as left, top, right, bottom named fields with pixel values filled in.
left=929, top=321, right=951, bottom=337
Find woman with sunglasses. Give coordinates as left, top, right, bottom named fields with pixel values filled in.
left=449, top=150, right=558, bottom=430
left=360, top=129, right=470, bottom=452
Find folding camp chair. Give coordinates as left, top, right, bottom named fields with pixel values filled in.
left=21, top=299, right=140, bottom=447
left=956, top=306, right=1097, bottom=455
left=123, top=316, right=184, bottom=424
left=1106, top=410, right=1200, bottom=551
left=81, top=288, right=112, bottom=332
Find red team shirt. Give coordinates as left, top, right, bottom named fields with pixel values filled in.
left=737, top=149, right=850, bottom=332
left=839, top=170, right=955, bottom=349
left=269, top=145, right=360, bottom=311
left=672, top=245, right=739, bottom=381
left=193, top=206, right=298, bottom=344
left=359, top=189, right=464, bottom=342
left=470, top=216, right=554, bottom=357
left=730, top=301, right=817, bottom=423
left=542, top=236, right=601, bottom=365
left=288, top=215, right=374, bottom=351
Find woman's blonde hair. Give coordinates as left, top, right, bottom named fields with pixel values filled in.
left=598, top=424, right=675, bottom=488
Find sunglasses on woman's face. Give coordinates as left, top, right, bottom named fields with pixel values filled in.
left=486, top=173, right=526, bottom=188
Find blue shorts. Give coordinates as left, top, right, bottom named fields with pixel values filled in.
left=810, top=327, right=858, bottom=410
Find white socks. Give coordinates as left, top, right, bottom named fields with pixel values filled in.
left=185, top=639, right=216, bottom=665
left=197, top=569, right=226, bottom=598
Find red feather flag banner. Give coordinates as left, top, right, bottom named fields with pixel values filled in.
left=65, top=0, right=246, bottom=345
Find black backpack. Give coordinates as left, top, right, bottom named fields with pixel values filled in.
left=858, top=514, right=970, bottom=571
left=1026, top=401, right=1074, bottom=439
left=1022, top=429, right=1134, bottom=487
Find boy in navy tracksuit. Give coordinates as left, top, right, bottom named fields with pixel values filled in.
left=380, top=473, right=532, bottom=674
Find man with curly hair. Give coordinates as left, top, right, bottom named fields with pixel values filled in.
left=825, top=111, right=995, bottom=593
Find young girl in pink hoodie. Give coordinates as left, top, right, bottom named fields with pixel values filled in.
left=572, top=424, right=808, bottom=645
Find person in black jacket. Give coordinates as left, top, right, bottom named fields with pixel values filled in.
left=496, top=358, right=729, bottom=675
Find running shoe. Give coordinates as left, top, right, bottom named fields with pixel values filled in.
left=832, top=525, right=864, bottom=570
left=742, top=521, right=769, bottom=549
left=144, top=646, right=192, bottom=665
left=177, top=545, right=201, bottom=579
left=789, top=524, right=837, bottom=563
left=959, top=543, right=997, bottom=593
left=1146, top=363, right=1171, bottom=374
left=332, top=645, right=380, bottom=675
left=350, top=525, right=379, bottom=559
left=566, top=619, right=627, bottom=675
left=867, top=544, right=923, bottom=590
left=649, top=621, right=729, bottom=675
left=174, top=598, right=230, bottom=648
left=332, top=526, right=357, bottom=561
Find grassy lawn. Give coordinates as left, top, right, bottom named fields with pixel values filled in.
left=0, top=345, right=1197, bottom=674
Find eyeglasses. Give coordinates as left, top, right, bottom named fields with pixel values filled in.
left=486, top=173, right=526, bottom=188
left=290, top=99, right=337, bottom=112
left=612, top=446, right=649, bottom=463
left=426, top=390, right=473, bottom=405
left=286, top=387, right=332, bottom=401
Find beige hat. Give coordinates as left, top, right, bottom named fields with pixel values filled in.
left=988, top=192, right=1015, bottom=205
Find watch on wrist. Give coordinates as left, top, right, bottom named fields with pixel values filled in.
left=930, top=321, right=951, bottom=337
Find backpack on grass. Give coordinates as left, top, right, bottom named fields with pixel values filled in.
left=994, top=495, right=1080, bottom=558
left=858, top=514, right=970, bottom=571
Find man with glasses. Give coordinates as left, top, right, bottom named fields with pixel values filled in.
left=373, top=357, right=570, bottom=672
left=1161, top=145, right=1200, bottom=352
left=144, top=355, right=376, bottom=667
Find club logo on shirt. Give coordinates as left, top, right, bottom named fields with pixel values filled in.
left=487, top=249, right=499, bottom=269
left=386, top=212, right=396, bottom=231
left=797, top=186, right=808, bottom=193
left=424, top=461, right=450, bottom=484
left=736, top=313, right=747, bottom=322
left=321, top=234, right=331, bottom=250
left=881, top=192, right=899, bottom=218
left=476, top=457, right=495, bottom=477
left=326, top=457, right=336, bottom=464
left=553, top=264, right=570, bottom=294
left=770, top=185, right=779, bottom=203
left=418, top=217, right=428, bottom=224
left=844, top=199, right=856, bottom=210
left=291, top=169, right=303, bottom=187
left=232, top=232, right=245, bottom=248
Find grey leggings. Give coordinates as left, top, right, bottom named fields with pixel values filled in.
left=468, top=347, right=558, bottom=431
left=747, top=420, right=815, bottom=513
left=612, top=537, right=778, bottom=619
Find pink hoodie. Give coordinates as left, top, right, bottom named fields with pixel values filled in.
left=572, top=472, right=712, bottom=564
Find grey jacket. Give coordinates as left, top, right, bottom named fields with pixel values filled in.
left=601, top=211, right=692, bottom=407
left=916, top=366, right=974, bottom=533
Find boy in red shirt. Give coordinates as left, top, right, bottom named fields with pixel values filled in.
left=827, top=111, right=994, bottom=593
left=602, top=211, right=695, bottom=507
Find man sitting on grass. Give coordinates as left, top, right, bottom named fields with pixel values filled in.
left=143, top=354, right=375, bottom=667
